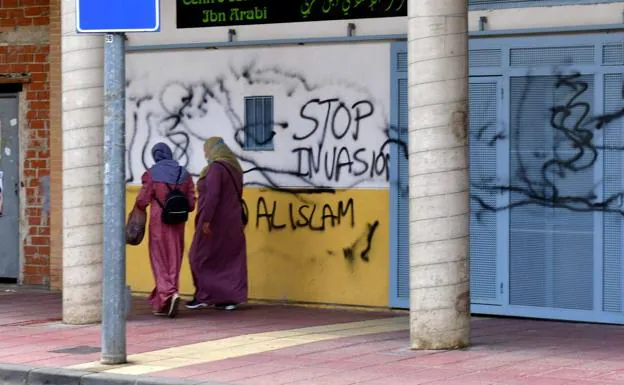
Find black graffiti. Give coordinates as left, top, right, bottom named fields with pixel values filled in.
left=287, top=98, right=383, bottom=182
left=126, top=95, right=154, bottom=183
left=295, top=98, right=374, bottom=142
left=343, top=220, right=380, bottom=263
left=126, top=61, right=409, bottom=202
left=292, top=144, right=389, bottom=182
left=473, top=72, right=624, bottom=215
left=255, top=196, right=355, bottom=232
left=241, top=130, right=402, bottom=192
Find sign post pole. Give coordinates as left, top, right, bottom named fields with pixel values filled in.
left=101, top=32, right=127, bottom=365
left=74, top=0, right=159, bottom=365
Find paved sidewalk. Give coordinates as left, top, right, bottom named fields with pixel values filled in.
left=1, top=289, right=624, bottom=384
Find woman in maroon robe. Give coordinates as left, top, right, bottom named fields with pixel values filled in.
left=136, top=143, right=196, bottom=317
left=186, top=137, right=248, bottom=311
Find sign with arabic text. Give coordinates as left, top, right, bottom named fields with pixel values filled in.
left=176, top=0, right=406, bottom=29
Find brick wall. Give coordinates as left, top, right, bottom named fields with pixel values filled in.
left=0, top=1, right=48, bottom=27
left=0, top=0, right=53, bottom=286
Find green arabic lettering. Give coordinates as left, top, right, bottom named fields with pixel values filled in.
left=384, top=0, right=395, bottom=12
left=322, top=0, right=339, bottom=14
left=342, top=0, right=352, bottom=15
left=300, top=0, right=316, bottom=18
left=394, top=0, right=405, bottom=11
left=368, top=0, right=379, bottom=11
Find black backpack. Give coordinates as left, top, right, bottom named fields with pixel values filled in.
left=156, top=167, right=190, bottom=225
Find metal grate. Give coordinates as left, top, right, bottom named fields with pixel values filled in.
left=396, top=52, right=408, bottom=72
left=244, top=96, right=275, bottom=151
left=509, top=75, right=595, bottom=311
left=603, top=44, right=624, bottom=66
left=469, top=81, right=500, bottom=305
left=469, top=49, right=503, bottom=68
left=396, top=77, right=410, bottom=300
left=603, top=73, right=624, bottom=312
left=510, top=46, right=595, bottom=67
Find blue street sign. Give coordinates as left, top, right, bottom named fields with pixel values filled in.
left=76, top=0, right=160, bottom=33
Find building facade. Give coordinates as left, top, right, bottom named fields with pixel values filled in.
left=122, top=0, right=624, bottom=325
left=2, top=0, right=624, bottom=326
left=124, top=1, right=409, bottom=308
left=0, top=0, right=61, bottom=288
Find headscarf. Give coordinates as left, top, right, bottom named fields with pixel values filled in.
left=149, top=142, right=190, bottom=184
left=199, top=137, right=243, bottom=180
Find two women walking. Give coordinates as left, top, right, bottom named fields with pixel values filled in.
left=133, top=138, right=248, bottom=318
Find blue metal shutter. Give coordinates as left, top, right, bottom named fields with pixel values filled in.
left=469, top=80, right=500, bottom=305
left=603, top=44, right=624, bottom=66
left=389, top=42, right=409, bottom=308
left=244, top=96, right=274, bottom=151
left=469, top=49, right=502, bottom=68
left=396, top=77, right=409, bottom=301
left=509, top=46, right=595, bottom=67
left=603, top=73, right=624, bottom=312
left=509, top=75, right=595, bottom=310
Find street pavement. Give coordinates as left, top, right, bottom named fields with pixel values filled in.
left=0, top=288, right=623, bottom=384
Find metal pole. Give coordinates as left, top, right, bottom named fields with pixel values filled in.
left=101, top=32, right=127, bottom=365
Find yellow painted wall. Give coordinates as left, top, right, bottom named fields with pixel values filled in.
left=126, top=186, right=390, bottom=307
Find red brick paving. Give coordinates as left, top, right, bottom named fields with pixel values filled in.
left=1, top=290, right=624, bottom=384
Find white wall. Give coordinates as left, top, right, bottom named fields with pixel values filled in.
left=468, top=2, right=624, bottom=32
left=125, top=42, right=392, bottom=189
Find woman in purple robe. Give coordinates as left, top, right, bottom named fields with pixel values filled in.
left=186, top=137, right=248, bottom=311
left=136, top=143, right=196, bottom=317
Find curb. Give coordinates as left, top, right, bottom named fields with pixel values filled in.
left=0, top=364, right=227, bottom=385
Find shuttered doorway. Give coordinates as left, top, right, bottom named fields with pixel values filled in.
left=469, top=33, right=624, bottom=324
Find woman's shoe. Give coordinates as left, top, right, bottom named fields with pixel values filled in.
left=185, top=298, right=208, bottom=310
left=215, top=303, right=237, bottom=311
left=168, top=293, right=180, bottom=318
left=154, top=297, right=172, bottom=317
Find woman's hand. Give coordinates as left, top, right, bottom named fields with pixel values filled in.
left=202, top=222, right=212, bottom=237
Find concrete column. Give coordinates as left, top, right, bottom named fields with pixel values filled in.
left=61, top=0, right=104, bottom=324
left=408, top=0, right=470, bottom=349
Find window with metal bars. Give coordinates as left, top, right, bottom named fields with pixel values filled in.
left=244, top=96, right=274, bottom=151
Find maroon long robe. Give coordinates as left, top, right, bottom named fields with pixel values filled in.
left=136, top=171, right=196, bottom=312
left=189, top=162, right=248, bottom=305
